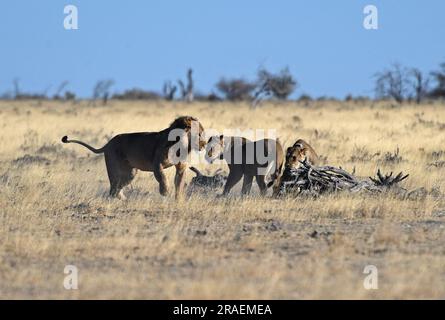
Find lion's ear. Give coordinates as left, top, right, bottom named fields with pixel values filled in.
left=171, top=116, right=193, bottom=131
left=184, top=116, right=199, bottom=131
left=182, top=117, right=192, bottom=130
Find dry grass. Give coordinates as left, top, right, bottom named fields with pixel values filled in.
left=0, top=99, right=444, bottom=299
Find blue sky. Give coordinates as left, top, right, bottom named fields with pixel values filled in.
left=0, top=0, right=444, bottom=99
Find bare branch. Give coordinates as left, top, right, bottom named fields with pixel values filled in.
left=277, top=159, right=409, bottom=197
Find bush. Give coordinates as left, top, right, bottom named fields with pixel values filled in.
left=345, top=94, right=370, bottom=103
left=255, top=67, right=297, bottom=100
left=430, top=62, right=445, bottom=99
left=64, top=91, right=76, bottom=101
left=92, top=80, right=114, bottom=100
left=112, top=88, right=161, bottom=100
left=9, top=79, right=47, bottom=100
left=298, top=94, right=312, bottom=102
left=216, top=78, right=256, bottom=101
left=194, top=92, right=222, bottom=102
left=374, top=64, right=410, bottom=103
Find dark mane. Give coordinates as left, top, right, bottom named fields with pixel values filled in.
left=168, top=116, right=200, bottom=130
left=162, top=116, right=204, bottom=150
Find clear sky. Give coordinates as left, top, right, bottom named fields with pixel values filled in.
left=1, top=0, right=444, bottom=99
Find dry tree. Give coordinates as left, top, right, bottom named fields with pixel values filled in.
left=53, top=81, right=69, bottom=100
left=374, top=63, right=410, bottom=103
left=163, top=81, right=177, bottom=101
left=91, top=79, right=114, bottom=105
left=409, top=68, right=429, bottom=104
left=276, top=159, right=409, bottom=197
left=178, top=68, right=194, bottom=102
left=253, top=67, right=297, bottom=107
left=430, top=62, right=445, bottom=98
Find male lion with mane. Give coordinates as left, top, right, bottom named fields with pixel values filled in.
left=61, top=116, right=206, bottom=200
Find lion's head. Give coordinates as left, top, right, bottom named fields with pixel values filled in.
left=285, top=139, right=319, bottom=169
left=205, top=135, right=225, bottom=163
left=285, top=140, right=310, bottom=169
left=169, top=116, right=206, bottom=151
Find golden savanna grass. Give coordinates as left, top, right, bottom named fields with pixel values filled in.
left=0, top=99, right=444, bottom=299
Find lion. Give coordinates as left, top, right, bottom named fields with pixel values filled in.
left=206, top=135, right=284, bottom=196
left=61, top=116, right=206, bottom=200
left=285, top=139, right=319, bottom=169
left=271, top=139, right=318, bottom=197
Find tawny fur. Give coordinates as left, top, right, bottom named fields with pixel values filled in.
left=206, top=135, right=284, bottom=196
left=285, top=139, right=319, bottom=168
left=61, top=116, right=206, bottom=200
left=272, top=139, right=318, bottom=196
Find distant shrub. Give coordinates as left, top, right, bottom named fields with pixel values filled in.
left=345, top=94, right=370, bottom=103
left=64, top=91, right=76, bottom=101
left=381, top=147, right=403, bottom=164
left=112, top=88, right=162, bottom=100
left=374, top=64, right=432, bottom=104
left=298, top=94, right=312, bottom=102
left=316, top=96, right=338, bottom=101
left=255, top=67, right=297, bottom=100
left=430, top=62, right=445, bottom=99
left=216, top=78, right=256, bottom=101
left=206, top=92, right=223, bottom=102
left=194, top=92, right=222, bottom=102
left=14, top=93, right=47, bottom=100
left=374, top=64, right=412, bottom=103
left=10, top=79, right=48, bottom=100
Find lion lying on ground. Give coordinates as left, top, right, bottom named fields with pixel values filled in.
left=61, top=116, right=206, bottom=200
left=206, top=135, right=284, bottom=196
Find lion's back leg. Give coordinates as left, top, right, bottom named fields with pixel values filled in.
left=255, top=175, right=268, bottom=196
left=222, top=169, right=243, bottom=196
left=104, top=153, right=137, bottom=199
left=241, top=174, right=254, bottom=195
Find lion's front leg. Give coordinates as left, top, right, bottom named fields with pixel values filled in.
left=174, top=163, right=187, bottom=200
left=154, top=164, right=169, bottom=196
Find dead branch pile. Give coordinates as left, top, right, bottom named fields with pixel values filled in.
left=277, top=159, right=409, bottom=197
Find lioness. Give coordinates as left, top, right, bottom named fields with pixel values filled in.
left=61, top=116, right=206, bottom=200
left=206, top=135, right=284, bottom=196
left=272, top=139, right=318, bottom=196
left=285, top=139, right=319, bottom=168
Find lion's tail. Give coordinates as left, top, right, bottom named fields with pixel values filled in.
left=61, top=136, right=105, bottom=154
left=266, top=162, right=283, bottom=188
left=189, top=166, right=202, bottom=176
